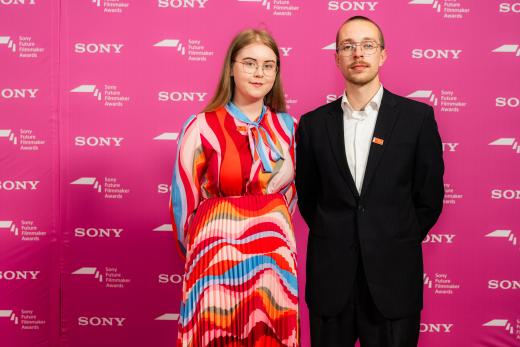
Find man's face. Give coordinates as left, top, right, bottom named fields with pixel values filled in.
left=335, top=20, right=387, bottom=87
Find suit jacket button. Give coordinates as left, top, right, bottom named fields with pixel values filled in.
left=358, top=205, right=365, bottom=212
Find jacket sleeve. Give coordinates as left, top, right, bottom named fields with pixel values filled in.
left=295, top=114, right=319, bottom=228
left=412, top=106, right=445, bottom=240
left=170, top=115, right=206, bottom=258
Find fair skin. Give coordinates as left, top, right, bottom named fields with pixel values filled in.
left=335, top=19, right=387, bottom=111
left=231, top=43, right=277, bottom=121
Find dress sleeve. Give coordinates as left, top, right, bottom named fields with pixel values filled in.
left=170, top=114, right=206, bottom=258
left=281, top=114, right=298, bottom=215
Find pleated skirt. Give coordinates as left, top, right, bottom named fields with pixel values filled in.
left=177, top=194, right=299, bottom=347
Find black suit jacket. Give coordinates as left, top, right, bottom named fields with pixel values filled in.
left=296, top=89, right=444, bottom=319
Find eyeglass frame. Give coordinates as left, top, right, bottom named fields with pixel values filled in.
left=232, top=59, right=279, bottom=77
left=336, top=40, right=384, bottom=56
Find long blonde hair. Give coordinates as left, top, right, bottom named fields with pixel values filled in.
left=203, top=29, right=286, bottom=113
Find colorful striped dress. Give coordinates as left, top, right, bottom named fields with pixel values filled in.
left=170, top=103, right=299, bottom=347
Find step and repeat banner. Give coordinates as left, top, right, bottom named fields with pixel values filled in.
left=1, top=1, right=519, bottom=346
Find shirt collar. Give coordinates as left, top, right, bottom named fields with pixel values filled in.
left=341, top=84, right=384, bottom=120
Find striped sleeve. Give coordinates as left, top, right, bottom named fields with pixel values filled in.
left=279, top=113, right=298, bottom=215
left=170, top=114, right=206, bottom=257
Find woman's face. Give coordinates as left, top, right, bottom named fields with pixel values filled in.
left=231, top=43, right=278, bottom=105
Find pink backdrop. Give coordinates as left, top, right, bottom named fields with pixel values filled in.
left=1, top=1, right=519, bottom=346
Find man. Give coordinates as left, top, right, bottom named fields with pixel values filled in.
left=296, top=16, right=444, bottom=347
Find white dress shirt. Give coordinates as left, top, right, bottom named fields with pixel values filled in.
left=342, top=85, right=384, bottom=193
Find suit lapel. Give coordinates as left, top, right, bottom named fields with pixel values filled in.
left=325, top=99, right=360, bottom=200
left=360, top=89, right=399, bottom=199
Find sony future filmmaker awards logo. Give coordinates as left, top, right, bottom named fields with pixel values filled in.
left=70, top=84, right=130, bottom=107
left=485, top=229, right=518, bottom=248
left=406, top=89, right=467, bottom=112
left=71, top=266, right=130, bottom=289
left=154, top=133, right=178, bottom=141
left=236, top=0, right=300, bottom=16
left=0, top=220, right=47, bottom=241
left=0, top=309, right=46, bottom=330
left=154, top=224, right=173, bottom=232
left=0, top=35, right=45, bottom=58
left=483, top=318, right=520, bottom=341
left=89, top=0, right=129, bottom=13
left=155, top=313, right=179, bottom=321
left=443, top=183, right=463, bottom=205
left=408, top=0, right=470, bottom=19
left=489, top=138, right=520, bottom=154
left=423, top=272, right=460, bottom=295
left=0, top=129, right=46, bottom=151
left=154, top=38, right=214, bottom=62
left=492, top=44, right=520, bottom=57
left=70, top=177, right=130, bottom=199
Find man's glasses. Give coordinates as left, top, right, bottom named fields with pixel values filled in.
left=336, top=41, right=383, bottom=56
left=234, top=60, right=278, bottom=77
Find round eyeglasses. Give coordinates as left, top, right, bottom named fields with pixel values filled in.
left=234, top=60, right=278, bottom=77
left=336, top=41, right=383, bottom=56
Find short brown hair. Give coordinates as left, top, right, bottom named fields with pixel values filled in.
left=204, top=29, right=286, bottom=113
left=336, top=16, right=385, bottom=49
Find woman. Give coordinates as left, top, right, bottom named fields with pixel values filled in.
left=170, top=29, right=299, bottom=346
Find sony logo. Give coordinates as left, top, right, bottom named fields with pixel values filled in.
left=491, top=189, right=520, bottom=200
left=412, top=49, right=462, bottom=60
left=74, top=43, right=124, bottom=54
left=157, top=0, right=209, bottom=8
left=0, top=180, right=39, bottom=190
left=158, top=273, right=183, bottom=284
left=419, top=323, right=454, bottom=333
left=157, top=184, right=172, bottom=194
left=158, top=91, right=207, bottom=102
left=0, top=270, right=40, bottom=280
left=496, top=97, right=520, bottom=108
left=74, top=137, right=124, bottom=147
left=328, top=1, right=378, bottom=11
left=423, top=234, right=456, bottom=243
left=74, top=228, right=124, bottom=238
left=488, top=280, right=520, bottom=290
left=499, top=3, right=520, bottom=13
left=1, top=88, right=38, bottom=99
left=78, top=316, right=126, bottom=327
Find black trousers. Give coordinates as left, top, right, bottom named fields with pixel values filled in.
left=309, top=258, right=420, bottom=347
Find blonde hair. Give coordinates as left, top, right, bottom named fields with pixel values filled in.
left=203, top=29, right=286, bottom=113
